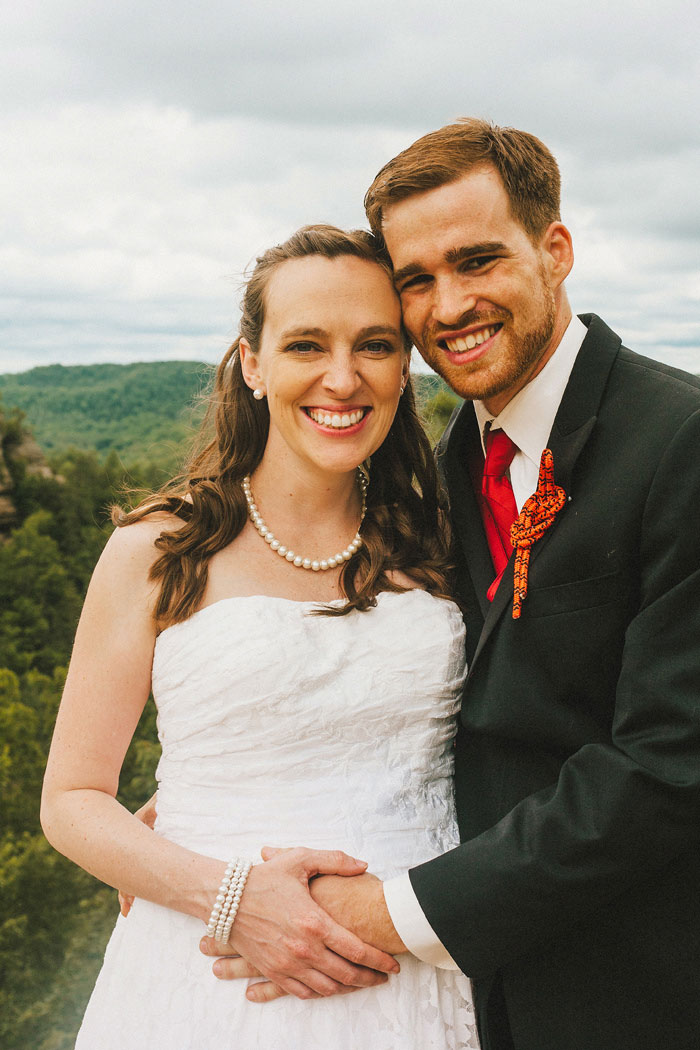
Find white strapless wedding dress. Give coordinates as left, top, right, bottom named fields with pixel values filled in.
left=76, top=589, right=479, bottom=1049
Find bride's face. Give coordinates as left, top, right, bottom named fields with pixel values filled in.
left=241, top=254, right=409, bottom=479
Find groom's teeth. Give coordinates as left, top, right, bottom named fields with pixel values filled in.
left=307, top=408, right=365, bottom=428
left=445, top=325, right=497, bottom=353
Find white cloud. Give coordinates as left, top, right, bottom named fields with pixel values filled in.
left=1, top=0, right=699, bottom=376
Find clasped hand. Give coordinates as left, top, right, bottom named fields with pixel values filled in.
left=119, top=797, right=402, bottom=1002
left=199, top=846, right=401, bottom=1002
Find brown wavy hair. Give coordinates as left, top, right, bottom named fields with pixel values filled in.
left=114, top=224, right=453, bottom=626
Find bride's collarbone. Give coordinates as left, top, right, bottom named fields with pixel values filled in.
left=203, top=539, right=347, bottom=606
left=200, top=533, right=424, bottom=610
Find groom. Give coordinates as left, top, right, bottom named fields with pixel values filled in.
left=206, top=120, right=700, bottom=1049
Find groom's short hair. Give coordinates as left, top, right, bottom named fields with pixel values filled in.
left=364, top=117, right=561, bottom=243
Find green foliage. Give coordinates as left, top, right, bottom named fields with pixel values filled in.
left=0, top=512, right=83, bottom=675
left=0, top=834, right=116, bottom=1050
left=0, top=360, right=212, bottom=471
left=0, top=402, right=160, bottom=1050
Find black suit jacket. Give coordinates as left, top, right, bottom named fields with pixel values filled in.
left=410, top=316, right=700, bottom=1050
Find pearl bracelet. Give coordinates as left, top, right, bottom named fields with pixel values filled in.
left=206, top=858, right=253, bottom=944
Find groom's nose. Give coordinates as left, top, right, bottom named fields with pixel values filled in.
left=432, top=277, right=477, bottom=326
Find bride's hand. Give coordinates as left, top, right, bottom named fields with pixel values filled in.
left=199, top=846, right=400, bottom=1001
left=117, top=792, right=158, bottom=916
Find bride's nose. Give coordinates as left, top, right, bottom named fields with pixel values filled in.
left=320, top=352, right=362, bottom=398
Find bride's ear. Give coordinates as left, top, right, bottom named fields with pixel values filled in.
left=239, top=338, right=263, bottom=394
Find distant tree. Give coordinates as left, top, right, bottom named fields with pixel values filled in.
left=0, top=512, right=83, bottom=675
left=0, top=669, right=45, bottom=833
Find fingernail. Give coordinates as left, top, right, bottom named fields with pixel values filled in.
left=199, top=938, right=209, bottom=953
left=213, top=961, right=222, bottom=977
left=354, top=858, right=368, bottom=867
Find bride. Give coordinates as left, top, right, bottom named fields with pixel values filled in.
left=41, top=225, right=479, bottom=1049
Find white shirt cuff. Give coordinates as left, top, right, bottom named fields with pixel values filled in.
left=382, top=873, right=460, bottom=970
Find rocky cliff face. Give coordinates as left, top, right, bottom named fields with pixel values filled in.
left=0, top=420, right=53, bottom=532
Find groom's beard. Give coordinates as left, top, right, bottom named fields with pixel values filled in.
left=412, top=268, right=557, bottom=405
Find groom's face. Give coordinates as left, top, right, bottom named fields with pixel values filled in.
left=382, top=166, right=570, bottom=415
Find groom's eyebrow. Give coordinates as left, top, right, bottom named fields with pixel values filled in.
left=393, top=241, right=509, bottom=285
left=445, top=241, right=508, bottom=264
left=392, top=262, right=426, bottom=286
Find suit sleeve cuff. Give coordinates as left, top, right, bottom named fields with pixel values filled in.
left=382, top=873, right=460, bottom=970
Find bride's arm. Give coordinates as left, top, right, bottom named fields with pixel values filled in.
left=41, top=520, right=225, bottom=919
left=41, top=522, right=398, bottom=998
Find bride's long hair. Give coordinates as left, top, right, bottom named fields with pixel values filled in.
left=114, top=224, right=454, bottom=625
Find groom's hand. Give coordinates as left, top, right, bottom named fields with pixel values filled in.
left=309, top=871, right=407, bottom=955
left=200, top=846, right=400, bottom=1001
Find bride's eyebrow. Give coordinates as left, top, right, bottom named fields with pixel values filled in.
left=279, top=327, right=328, bottom=340
left=357, top=325, right=402, bottom=339
left=279, top=325, right=401, bottom=340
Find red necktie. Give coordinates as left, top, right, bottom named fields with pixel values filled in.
left=481, top=427, right=518, bottom=600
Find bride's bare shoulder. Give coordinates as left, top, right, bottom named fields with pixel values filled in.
left=96, top=512, right=184, bottom=582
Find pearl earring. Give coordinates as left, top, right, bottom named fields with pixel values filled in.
left=253, top=388, right=265, bottom=401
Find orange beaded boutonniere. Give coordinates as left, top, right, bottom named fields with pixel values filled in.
left=509, top=449, right=566, bottom=619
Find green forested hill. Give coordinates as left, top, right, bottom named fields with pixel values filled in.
left=0, top=361, right=213, bottom=468
left=0, top=361, right=459, bottom=464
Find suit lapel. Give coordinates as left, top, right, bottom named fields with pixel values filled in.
left=458, top=314, right=622, bottom=673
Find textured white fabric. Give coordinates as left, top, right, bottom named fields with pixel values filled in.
left=76, top=589, right=479, bottom=1049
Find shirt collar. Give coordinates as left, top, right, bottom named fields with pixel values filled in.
left=473, top=315, right=588, bottom=463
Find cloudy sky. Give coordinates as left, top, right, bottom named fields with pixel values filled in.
left=2, top=0, right=699, bottom=376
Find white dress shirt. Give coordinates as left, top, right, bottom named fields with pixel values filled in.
left=382, top=315, right=588, bottom=969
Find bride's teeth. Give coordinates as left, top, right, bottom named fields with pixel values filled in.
left=308, top=408, right=365, bottom=428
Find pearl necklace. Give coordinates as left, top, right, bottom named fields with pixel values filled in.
left=242, top=471, right=368, bottom=571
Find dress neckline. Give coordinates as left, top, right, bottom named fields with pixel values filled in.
left=155, top=589, right=445, bottom=643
